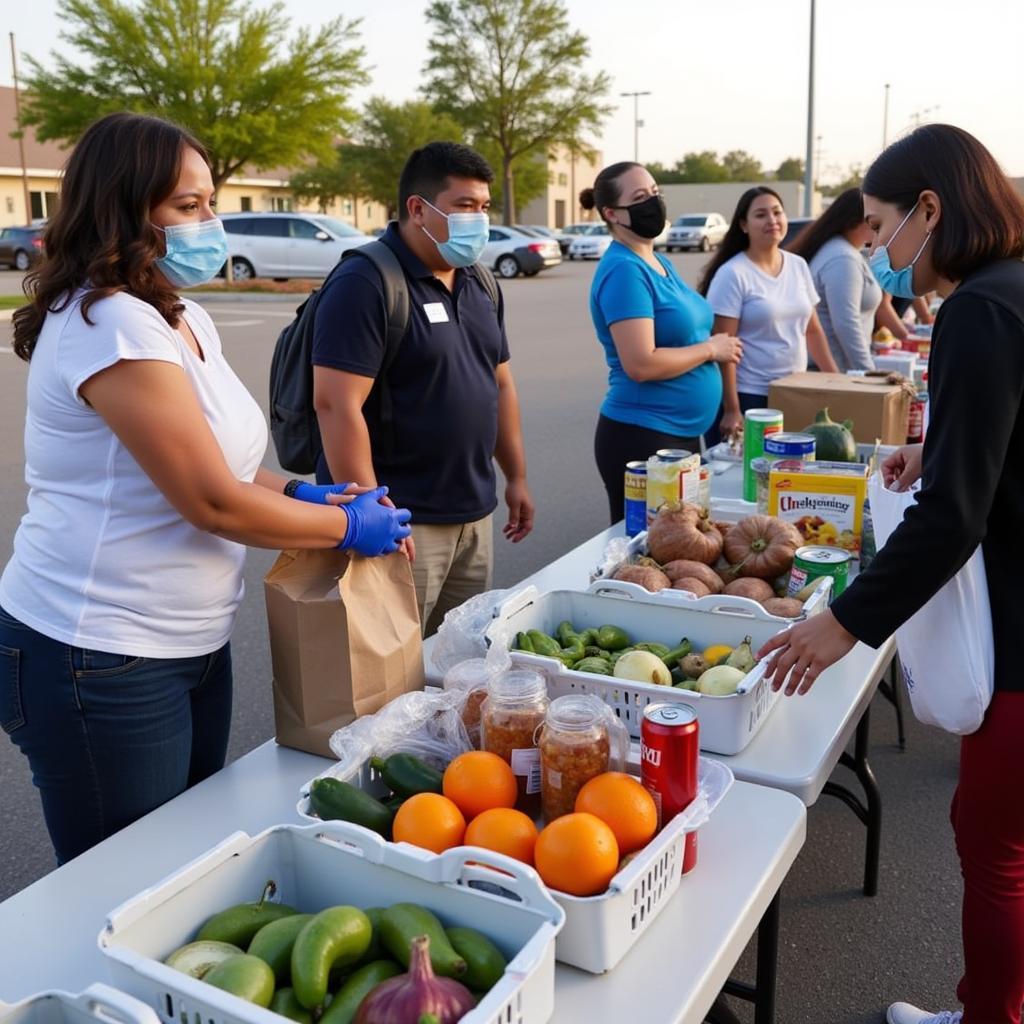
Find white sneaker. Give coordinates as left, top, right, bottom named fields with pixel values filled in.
left=886, top=1003, right=962, bottom=1024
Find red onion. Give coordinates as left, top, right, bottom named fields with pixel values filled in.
left=355, top=935, right=475, bottom=1024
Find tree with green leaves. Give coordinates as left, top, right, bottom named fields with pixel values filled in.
left=821, top=164, right=864, bottom=197
left=775, top=157, right=805, bottom=181
left=422, top=0, right=612, bottom=224
left=675, top=151, right=730, bottom=183
left=721, top=149, right=763, bottom=182
left=21, top=0, right=367, bottom=189
left=292, top=98, right=465, bottom=219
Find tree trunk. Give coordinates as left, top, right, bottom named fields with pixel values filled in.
left=502, top=154, right=515, bottom=226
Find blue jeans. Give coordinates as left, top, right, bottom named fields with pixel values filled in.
left=0, top=605, right=232, bottom=865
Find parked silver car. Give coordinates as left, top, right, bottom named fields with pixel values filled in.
left=665, top=213, right=728, bottom=252
left=567, top=222, right=613, bottom=260
left=220, top=212, right=373, bottom=280
left=480, top=226, right=562, bottom=278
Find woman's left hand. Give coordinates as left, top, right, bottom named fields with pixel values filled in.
left=757, top=610, right=859, bottom=696
left=291, top=482, right=373, bottom=506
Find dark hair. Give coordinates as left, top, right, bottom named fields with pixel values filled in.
left=697, top=186, right=784, bottom=295
left=397, top=142, right=494, bottom=221
left=862, top=124, right=1024, bottom=280
left=579, top=161, right=642, bottom=223
left=786, top=188, right=865, bottom=263
left=12, top=112, right=208, bottom=361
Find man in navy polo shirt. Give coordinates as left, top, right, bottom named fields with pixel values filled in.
left=311, top=142, right=534, bottom=635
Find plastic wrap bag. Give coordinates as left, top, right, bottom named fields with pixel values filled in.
left=431, top=587, right=518, bottom=676
left=328, top=689, right=473, bottom=771
left=594, top=535, right=635, bottom=581
left=441, top=658, right=503, bottom=748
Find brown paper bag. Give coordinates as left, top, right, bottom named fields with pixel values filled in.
left=264, top=548, right=424, bottom=757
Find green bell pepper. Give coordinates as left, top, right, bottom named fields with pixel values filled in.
left=526, top=630, right=562, bottom=658
left=573, top=656, right=612, bottom=675
left=595, top=625, right=631, bottom=651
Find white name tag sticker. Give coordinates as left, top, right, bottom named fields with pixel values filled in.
left=423, top=302, right=450, bottom=324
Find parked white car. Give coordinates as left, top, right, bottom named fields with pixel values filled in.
left=220, top=212, right=373, bottom=280
left=480, top=225, right=562, bottom=278
left=567, top=223, right=613, bottom=260
left=665, top=213, right=728, bottom=253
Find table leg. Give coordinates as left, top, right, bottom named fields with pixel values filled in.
left=822, top=708, right=882, bottom=897
left=878, top=659, right=907, bottom=749
left=719, top=890, right=781, bottom=1023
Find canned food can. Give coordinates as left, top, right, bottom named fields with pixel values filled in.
left=787, top=545, right=852, bottom=601
left=907, top=391, right=928, bottom=444
left=763, top=431, right=816, bottom=462
left=742, top=409, right=783, bottom=503
left=646, top=449, right=700, bottom=523
left=698, top=466, right=711, bottom=514
left=624, top=461, right=647, bottom=537
left=640, top=702, right=700, bottom=873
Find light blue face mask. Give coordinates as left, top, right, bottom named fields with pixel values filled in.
left=868, top=201, right=931, bottom=299
left=154, top=218, right=229, bottom=288
left=418, top=197, right=489, bottom=268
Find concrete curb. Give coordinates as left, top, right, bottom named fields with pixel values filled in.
left=0, top=309, right=14, bottom=322
left=187, top=292, right=304, bottom=305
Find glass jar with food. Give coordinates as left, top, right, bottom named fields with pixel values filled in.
left=441, top=658, right=492, bottom=748
left=538, top=694, right=631, bottom=824
left=481, top=668, right=549, bottom=816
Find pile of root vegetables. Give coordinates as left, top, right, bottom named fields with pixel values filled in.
left=612, top=503, right=810, bottom=618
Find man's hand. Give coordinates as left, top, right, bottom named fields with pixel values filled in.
left=503, top=477, right=534, bottom=543
left=379, top=491, right=416, bottom=562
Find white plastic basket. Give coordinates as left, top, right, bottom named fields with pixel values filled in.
left=494, top=584, right=793, bottom=754
left=0, top=987, right=160, bottom=1024
left=99, top=823, right=563, bottom=1024
left=296, top=758, right=733, bottom=974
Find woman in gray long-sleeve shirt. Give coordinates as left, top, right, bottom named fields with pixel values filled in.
left=788, top=188, right=882, bottom=371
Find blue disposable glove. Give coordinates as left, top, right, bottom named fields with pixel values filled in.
left=291, top=481, right=353, bottom=504
left=340, top=487, right=413, bottom=556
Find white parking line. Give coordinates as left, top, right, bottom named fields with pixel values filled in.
left=199, top=306, right=296, bottom=317
left=213, top=319, right=265, bottom=328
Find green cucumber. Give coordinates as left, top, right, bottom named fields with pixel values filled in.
left=291, top=906, right=372, bottom=1009
left=368, top=753, right=443, bottom=798
left=319, top=960, right=402, bottom=1024
left=196, top=880, right=298, bottom=948
left=203, top=954, right=275, bottom=1008
left=308, top=778, right=394, bottom=838
left=248, top=913, right=313, bottom=984
left=269, top=988, right=313, bottom=1024
left=444, top=926, right=507, bottom=991
left=379, top=903, right=467, bottom=977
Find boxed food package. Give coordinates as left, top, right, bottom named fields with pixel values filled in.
left=767, top=372, right=911, bottom=444
left=768, top=459, right=869, bottom=556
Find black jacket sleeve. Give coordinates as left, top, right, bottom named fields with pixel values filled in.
left=831, top=291, right=1024, bottom=647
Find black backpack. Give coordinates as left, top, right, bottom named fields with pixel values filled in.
left=268, top=240, right=499, bottom=475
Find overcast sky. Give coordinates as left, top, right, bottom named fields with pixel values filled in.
left=5, top=0, right=1024, bottom=181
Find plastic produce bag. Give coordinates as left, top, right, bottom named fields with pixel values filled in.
left=328, top=688, right=473, bottom=771
left=867, top=473, right=994, bottom=734
left=431, top=587, right=517, bottom=676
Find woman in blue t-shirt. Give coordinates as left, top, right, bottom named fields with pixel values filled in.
left=583, top=162, right=743, bottom=523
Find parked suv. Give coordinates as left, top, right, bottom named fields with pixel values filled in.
left=0, top=226, right=44, bottom=270
left=220, top=212, right=373, bottom=280
left=665, top=213, right=728, bottom=252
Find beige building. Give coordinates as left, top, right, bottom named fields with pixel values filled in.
left=0, top=87, right=389, bottom=230
left=657, top=180, right=822, bottom=222
left=519, top=145, right=602, bottom=228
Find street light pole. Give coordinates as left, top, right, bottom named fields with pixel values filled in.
left=802, top=0, right=815, bottom=216
left=9, top=33, right=32, bottom=225
left=882, top=82, right=890, bottom=149
left=621, top=91, right=651, bottom=163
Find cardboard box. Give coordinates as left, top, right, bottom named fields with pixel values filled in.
left=767, top=372, right=911, bottom=444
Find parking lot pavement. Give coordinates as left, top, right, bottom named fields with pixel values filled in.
left=0, top=256, right=962, bottom=1021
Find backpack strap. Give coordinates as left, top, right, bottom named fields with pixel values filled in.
left=473, top=262, right=500, bottom=312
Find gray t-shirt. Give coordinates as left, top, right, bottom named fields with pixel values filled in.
left=706, top=251, right=820, bottom=396
left=809, top=235, right=883, bottom=372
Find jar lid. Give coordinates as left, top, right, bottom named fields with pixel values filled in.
left=442, top=658, right=491, bottom=692
left=487, top=668, right=547, bottom=701
left=545, top=693, right=607, bottom=732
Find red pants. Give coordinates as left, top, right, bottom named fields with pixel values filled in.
left=952, top=691, right=1024, bottom=1023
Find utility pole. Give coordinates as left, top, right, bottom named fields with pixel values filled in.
left=882, top=83, right=891, bottom=149
left=620, top=91, right=651, bottom=163
left=802, top=0, right=815, bottom=217
left=814, top=135, right=824, bottom=188
left=9, top=33, right=32, bottom=225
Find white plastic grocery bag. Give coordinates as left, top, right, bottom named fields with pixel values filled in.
left=867, top=473, right=993, bottom=734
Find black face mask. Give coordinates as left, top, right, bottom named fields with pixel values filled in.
left=613, top=194, right=667, bottom=239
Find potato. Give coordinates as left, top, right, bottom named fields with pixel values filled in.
left=671, top=577, right=712, bottom=598
left=762, top=597, right=806, bottom=619
left=722, top=577, right=775, bottom=603
left=661, top=560, right=724, bottom=593
left=613, top=564, right=671, bottom=592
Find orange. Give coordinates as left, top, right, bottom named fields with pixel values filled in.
left=464, top=807, right=539, bottom=866
left=534, top=812, right=619, bottom=896
left=575, top=772, right=658, bottom=855
left=392, top=792, right=466, bottom=854
left=442, top=751, right=518, bottom=820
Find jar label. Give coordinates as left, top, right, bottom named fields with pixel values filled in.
left=511, top=747, right=542, bottom=794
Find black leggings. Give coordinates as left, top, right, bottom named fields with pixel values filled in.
left=593, top=414, right=702, bottom=526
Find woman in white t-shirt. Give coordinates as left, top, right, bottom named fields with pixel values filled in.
left=699, top=187, right=839, bottom=445
left=0, top=113, right=411, bottom=864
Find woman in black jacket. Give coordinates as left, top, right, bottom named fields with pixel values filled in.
left=760, top=124, right=1024, bottom=1024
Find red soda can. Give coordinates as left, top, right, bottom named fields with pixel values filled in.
left=907, top=391, right=928, bottom=444
left=640, top=703, right=700, bottom=873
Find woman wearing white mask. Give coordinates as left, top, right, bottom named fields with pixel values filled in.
left=0, top=112, right=411, bottom=865
left=759, top=124, right=1024, bottom=1024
